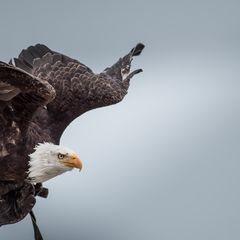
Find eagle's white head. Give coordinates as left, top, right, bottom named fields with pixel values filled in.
left=28, top=142, right=82, bottom=183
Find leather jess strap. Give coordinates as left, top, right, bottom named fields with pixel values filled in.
left=30, top=210, right=43, bottom=240
left=30, top=183, right=49, bottom=240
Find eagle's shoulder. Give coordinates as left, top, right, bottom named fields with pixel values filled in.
left=13, top=44, right=94, bottom=79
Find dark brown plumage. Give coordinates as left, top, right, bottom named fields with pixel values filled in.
left=0, top=62, right=55, bottom=181
left=0, top=43, right=144, bottom=231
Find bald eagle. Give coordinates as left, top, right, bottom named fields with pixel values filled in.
left=0, top=43, right=144, bottom=238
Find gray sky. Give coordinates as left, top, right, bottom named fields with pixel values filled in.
left=1, top=0, right=240, bottom=239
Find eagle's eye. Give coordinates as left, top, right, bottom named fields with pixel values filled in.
left=58, top=153, right=65, bottom=159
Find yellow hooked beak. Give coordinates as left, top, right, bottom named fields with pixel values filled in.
left=63, top=154, right=83, bottom=171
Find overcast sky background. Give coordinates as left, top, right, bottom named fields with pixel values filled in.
left=0, top=1, right=240, bottom=240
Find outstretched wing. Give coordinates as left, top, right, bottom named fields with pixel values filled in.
left=13, top=43, right=144, bottom=141
left=0, top=62, right=55, bottom=181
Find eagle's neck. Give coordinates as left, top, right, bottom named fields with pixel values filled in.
left=28, top=160, right=67, bottom=183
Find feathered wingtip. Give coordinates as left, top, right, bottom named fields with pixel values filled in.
left=131, top=43, right=145, bottom=57
left=127, top=43, right=144, bottom=78
left=103, top=42, right=145, bottom=83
